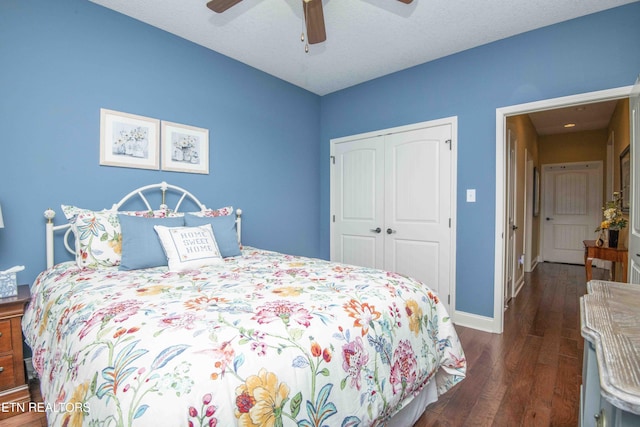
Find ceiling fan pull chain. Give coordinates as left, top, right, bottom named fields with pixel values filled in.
left=302, top=0, right=309, bottom=53
left=300, top=5, right=305, bottom=44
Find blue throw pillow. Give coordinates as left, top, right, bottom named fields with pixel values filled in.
left=184, top=213, right=241, bottom=257
left=118, top=214, right=185, bottom=270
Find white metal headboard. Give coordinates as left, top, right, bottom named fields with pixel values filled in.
left=44, top=181, right=242, bottom=268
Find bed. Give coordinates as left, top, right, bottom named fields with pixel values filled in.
left=22, top=182, right=466, bottom=427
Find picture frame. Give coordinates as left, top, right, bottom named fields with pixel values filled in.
left=161, top=121, right=209, bottom=174
left=619, top=144, right=630, bottom=212
left=100, top=109, right=160, bottom=170
left=533, top=166, right=540, bottom=217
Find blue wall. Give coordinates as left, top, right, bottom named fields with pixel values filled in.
left=319, top=3, right=640, bottom=317
left=0, top=0, right=321, bottom=284
left=2, top=0, right=639, bottom=321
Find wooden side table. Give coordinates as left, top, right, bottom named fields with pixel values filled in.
left=0, top=285, right=31, bottom=420
left=583, top=240, right=628, bottom=283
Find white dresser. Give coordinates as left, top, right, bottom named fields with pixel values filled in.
left=580, top=281, right=640, bottom=427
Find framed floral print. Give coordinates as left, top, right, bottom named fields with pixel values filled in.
left=620, top=144, right=630, bottom=212
left=161, top=121, right=209, bottom=174
left=533, top=167, right=540, bottom=217
left=100, top=108, right=160, bottom=170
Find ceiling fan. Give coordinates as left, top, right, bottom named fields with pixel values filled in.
left=206, top=0, right=414, bottom=45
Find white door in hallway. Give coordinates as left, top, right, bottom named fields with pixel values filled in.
left=541, top=162, right=602, bottom=264
left=331, top=120, right=455, bottom=313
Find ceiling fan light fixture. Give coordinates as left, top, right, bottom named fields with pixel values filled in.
left=206, top=0, right=242, bottom=13
left=303, top=0, right=326, bottom=45
left=207, top=0, right=413, bottom=51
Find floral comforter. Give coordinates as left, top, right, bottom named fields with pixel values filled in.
left=22, top=247, right=466, bottom=427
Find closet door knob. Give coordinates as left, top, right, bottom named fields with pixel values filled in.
left=386, top=228, right=396, bottom=234
left=370, top=227, right=382, bottom=234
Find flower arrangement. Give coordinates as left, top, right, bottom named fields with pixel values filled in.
left=172, top=135, right=198, bottom=163
left=174, top=135, right=196, bottom=149
left=596, top=192, right=628, bottom=231
left=112, top=126, right=148, bottom=157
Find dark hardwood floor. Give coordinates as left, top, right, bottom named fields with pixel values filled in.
left=4, top=262, right=602, bottom=427
left=415, top=262, right=605, bottom=427
left=1, top=380, right=46, bottom=427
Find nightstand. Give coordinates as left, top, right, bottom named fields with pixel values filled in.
left=0, top=284, right=31, bottom=420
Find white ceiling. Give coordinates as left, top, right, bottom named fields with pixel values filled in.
left=528, top=100, right=619, bottom=135
left=89, top=0, right=638, bottom=96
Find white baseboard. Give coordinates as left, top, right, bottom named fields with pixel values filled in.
left=524, top=256, right=540, bottom=273
left=453, top=310, right=499, bottom=333
left=531, top=257, right=539, bottom=271
left=514, top=275, right=525, bottom=297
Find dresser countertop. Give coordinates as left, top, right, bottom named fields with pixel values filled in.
left=581, top=280, right=640, bottom=415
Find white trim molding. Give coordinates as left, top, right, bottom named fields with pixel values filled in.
left=493, top=85, right=633, bottom=334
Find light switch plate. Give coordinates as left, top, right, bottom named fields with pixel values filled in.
left=466, top=189, right=476, bottom=202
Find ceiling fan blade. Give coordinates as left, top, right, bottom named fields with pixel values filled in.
left=206, top=0, right=243, bottom=13
left=304, top=0, right=326, bottom=44
left=397, top=0, right=413, bottom=3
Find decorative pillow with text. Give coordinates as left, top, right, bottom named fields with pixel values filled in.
left=62, top=205, right=186, bottom=269
left=154, top=224, right=223, bottom=272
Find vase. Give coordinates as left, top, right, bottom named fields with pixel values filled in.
left=608, top=229, right=619, bottom=248
left=182, top=147, right=191, bottom=162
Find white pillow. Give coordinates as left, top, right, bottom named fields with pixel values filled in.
left=154, top=224, right=222, bottom=272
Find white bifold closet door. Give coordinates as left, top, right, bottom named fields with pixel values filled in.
left=332, top=123, right=452, bottom=312
left=333, top=135, right=386, bottom=270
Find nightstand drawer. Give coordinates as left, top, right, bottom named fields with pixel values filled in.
left=0, top=354, right=16, bottom=389
left=0, top=320, right=11, bottom=353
